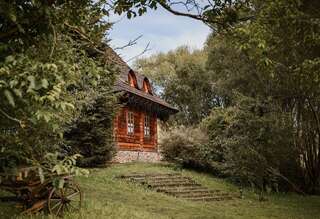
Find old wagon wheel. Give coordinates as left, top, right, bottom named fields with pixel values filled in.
left=47, top=182, right=82, bottom=216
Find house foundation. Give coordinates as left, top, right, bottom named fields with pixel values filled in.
left=113, top=150, right=162, bottom=163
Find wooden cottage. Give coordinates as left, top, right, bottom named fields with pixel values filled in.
left=105, top=47, right=178, bottom=162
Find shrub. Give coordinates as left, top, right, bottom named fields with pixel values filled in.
left=203, top=95, right=301, bottom=191
left=160, top=126, right=218, bottom=171
left=65, top=96, right=117, bottom=167
left=161, top=95, right=302, bottom=192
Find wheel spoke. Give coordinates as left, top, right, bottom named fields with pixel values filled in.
left=48, top=182, right=82, bottom=216
left=65, top=203, right=69, bottom=212
left=68, top=202, right=79, bottom=211
left=60, top=189, right=65, bottom=198
left=68, top=203, right=76, bottom=210
left=50, top=198, right=62, bottom=201
left=67, top=191, right=79, bottom=200
left=56, top=203, right=63, bottom=216
left=51, top=201, right=62, bottom=211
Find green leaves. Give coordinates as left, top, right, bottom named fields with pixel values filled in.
left=0, top=0, right=116, bottom=175
left=136, top=46, right=216, bottom=125
left=5, top=55, right=15, bottom=63
left=38, top=167, right=45, bottom=184
left=112, top=0, right=251, bottom=27
left=4, top=89, right=15, bottom=107
left=44, top=152, right=89, bottom=183
left=27, top=75, right=36, bottom=92
left=41, top=79, right=49, bottom=89
left=35, top=110, right=51, bottom=122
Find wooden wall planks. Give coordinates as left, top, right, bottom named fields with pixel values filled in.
left=114, top=106, right=158, bottom=151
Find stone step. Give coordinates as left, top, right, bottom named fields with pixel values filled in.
left=147, top=176, right=192, bottom=181
left=131, top=177, right=193, bottom=184
left=129, top=177, right=191, bottom=183
left=147, top=175, right=190, bottom=179
left=120, top=173, right=181, bottom=178
left=148, top=179, right=195, bottom=184
left=175, top=192, right=231, bottom=198
left=158, top=187, right=218, bottom=192
left=163, top=189, right=220, bottom=195
left=156, top=185, right=204, bottom=192
left=132, top=175, right=187, bottom=179
left=149, top=182, right=201, bottom=188
left=119, top=172, right=235, bottom=202
left=184, top=196, right=233, bottom=201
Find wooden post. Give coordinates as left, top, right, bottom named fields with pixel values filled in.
left=139, top=111, right=144, bottom=151
left=113, top=110, right=120, bottom=150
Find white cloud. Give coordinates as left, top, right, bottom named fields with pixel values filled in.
left=107, top=7, right=211, bottom=66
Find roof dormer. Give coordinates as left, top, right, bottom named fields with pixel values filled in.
left=143, top=78, right=152, bottom=95
left=128, top=70, right=138, bottom=88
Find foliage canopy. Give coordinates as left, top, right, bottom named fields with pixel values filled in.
left=139, top=0, right=320, bottom=193
left=0, top=0, right=116, bottom=170
left=135, top=47, right=220, bottom=125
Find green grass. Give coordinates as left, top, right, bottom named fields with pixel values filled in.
left=1, top=162, right=320, bottom=219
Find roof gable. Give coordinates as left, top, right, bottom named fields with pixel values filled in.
left=104, top=45, right=178, bottom=117
left=104, top=46, right=152, bottom=90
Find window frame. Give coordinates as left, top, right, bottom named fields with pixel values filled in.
left=144, top=115, right=151, bottom=137
left=127, top=111, right=134, bottom=135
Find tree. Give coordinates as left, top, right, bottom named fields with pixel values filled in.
left=205, top=0, right=320, bottom=193
left=135, top=47, right=220, bottom=125
left=131, top=0, right=320, bottom=193
left=110, top=0, right=254, bottom=29
left=65, top=84, right=118, bottom=167
left=203, top=95, right=300, bottom=192
left=0, top=1, right=116, bottom=170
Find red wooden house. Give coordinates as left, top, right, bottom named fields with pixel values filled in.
left=106, top=47, right=178, bottom=162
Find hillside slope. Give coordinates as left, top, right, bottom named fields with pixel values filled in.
left=1, top=163, right=319, bottom=219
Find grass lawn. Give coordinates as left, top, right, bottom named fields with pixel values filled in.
left=0, top=162, right=319, bottom=219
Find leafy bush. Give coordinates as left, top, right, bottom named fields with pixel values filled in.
left=161, top=95, right=302, bottom=192
left=203, top=95, right=301, bottom=191
left=160, top=126, right=218, bottom=171
left=65, top=95, right=117, bottom=167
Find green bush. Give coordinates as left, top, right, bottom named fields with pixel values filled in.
left=161, top=95, right=302, bottom=192
left=203, top=95, right=301, bottom=191
left=160, top=126, right=220, bottom=172
left=65, top=95, right=117, bottom=167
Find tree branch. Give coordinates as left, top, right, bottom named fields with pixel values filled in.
left=114, top=35, right=143, bottom=50
left=307, top=97, right=320, bottom=136
left=64, top=22, right=106, bottom=55
left=49, top=22, right=57, bottom=59
left=268, top=167, right=306, bottom=195
left=125, top=42, right=151, bottom=63
left=0, top=27, right=18, bottom=40
left=0, top=108, right=21, bottom=124
left=156, top=0, right=213, bottom=24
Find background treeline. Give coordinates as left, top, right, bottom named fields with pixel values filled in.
left=135, top=0, right=320, bottom=194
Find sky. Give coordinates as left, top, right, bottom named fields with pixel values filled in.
left=106, top=7, right=211, bottom=66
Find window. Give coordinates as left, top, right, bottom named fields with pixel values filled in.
left=127, top=111, right=134, bottom=135
left=128, top=71, right=137, bottom=88
left=143, top=78, right=152, bottom=94
left=144, top=115, right=150, bottom=137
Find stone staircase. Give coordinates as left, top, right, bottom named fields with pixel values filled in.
left=119, top=173, right=235, bottom=201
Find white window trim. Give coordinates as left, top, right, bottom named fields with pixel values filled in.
left=144, top=115, right=151, bottom=137
left=127, top=111, right=134, bottom=135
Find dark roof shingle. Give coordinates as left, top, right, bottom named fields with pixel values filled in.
left=105, top=45, right=178, bottom=113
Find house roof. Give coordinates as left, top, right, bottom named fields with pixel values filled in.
left=114, top=81, right=177, bottom=111
left=104, top=45, right=178, bottom=115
